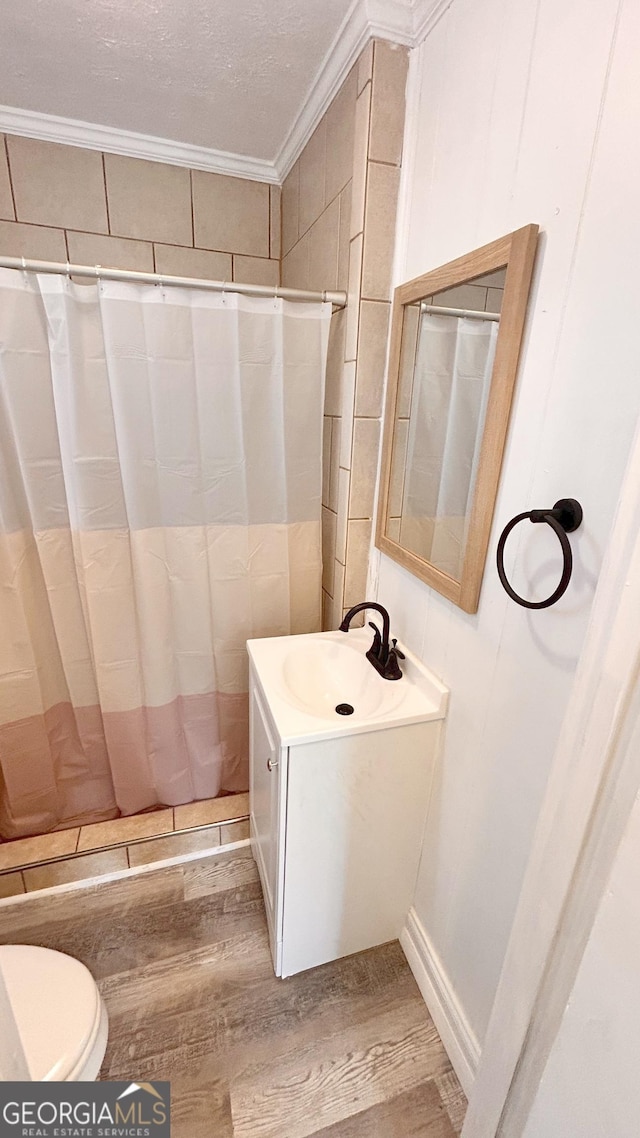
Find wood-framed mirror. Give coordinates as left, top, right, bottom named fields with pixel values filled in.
left=375, top=224, right=539, bottom=614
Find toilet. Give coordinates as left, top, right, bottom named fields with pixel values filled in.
left=0, top=945, right=108, bottom=1080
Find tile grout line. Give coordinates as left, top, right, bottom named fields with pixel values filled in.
left=334, top=88, right=367, bottom=616
left=189, top=167, right=195, bottom=248
left=1, top=213, right=269, bottom=261
left=344, top=64, right=391, bottom=607
left=291, top=178, right=353, bottom=249
left=101, top=152, right=111, bottom=235
left=2, top=133, right=17, bottom=221
left=4, top=134, right=18, bottom=221
left=368, top=45, right=377, bottom=160
left=333, top=79, right=370, bottom=614
left=0, top=810, right=249, bottom=876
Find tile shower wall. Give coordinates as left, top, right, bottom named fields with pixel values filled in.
left=0, top=135, right=280, bottom=284
left=0, top=793, right=250, bottom=896
left=281, top=40, right=409, bottom=629
left=0, top=50, right=407, bottom=634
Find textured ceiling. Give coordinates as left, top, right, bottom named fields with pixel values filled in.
left=0, top=0, right=354, bottom=161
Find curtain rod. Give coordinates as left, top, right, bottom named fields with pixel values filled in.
left=421, top=303, right=500, bottom=322
left=0, top=255, right=347, bottom=309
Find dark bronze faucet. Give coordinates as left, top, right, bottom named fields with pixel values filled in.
left=339, top=602, right=405, bottom=681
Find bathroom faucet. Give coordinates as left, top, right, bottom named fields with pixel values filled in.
left=339, top=602, right=405, bottom=680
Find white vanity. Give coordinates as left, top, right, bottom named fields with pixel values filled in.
left=247, top=626, right=448, bottom=977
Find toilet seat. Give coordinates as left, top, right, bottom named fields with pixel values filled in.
left=0, top=945, right=109, bottom=1081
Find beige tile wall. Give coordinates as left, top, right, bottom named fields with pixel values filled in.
left=281, top=40, right=408, bottom=629
left=1, top=44, right=407, bottom=635
left=0, top=135, right=280, bottom=285
left=0, top=793, right=250, bottom=894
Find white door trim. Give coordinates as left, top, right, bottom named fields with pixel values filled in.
left=462, top=414, right=640, bottom=1137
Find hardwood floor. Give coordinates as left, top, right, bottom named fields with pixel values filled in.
left=0, top=848, right=467, bottom=1137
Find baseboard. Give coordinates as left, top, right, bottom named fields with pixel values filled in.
left=400, top=907, right=480, bottom=1097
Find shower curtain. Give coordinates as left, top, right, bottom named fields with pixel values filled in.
left=0, top=269, right=330, bottom=839
left=401, top=313, right=498, bottom=577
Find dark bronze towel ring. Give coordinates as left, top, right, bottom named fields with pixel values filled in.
left=496, top=498, right=583, bottom=609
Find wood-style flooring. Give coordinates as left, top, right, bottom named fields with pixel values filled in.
left=0, top=848, right=467, bottom=1137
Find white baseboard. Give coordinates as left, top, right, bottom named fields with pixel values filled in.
left=400, top=907, right=480, bottom=1097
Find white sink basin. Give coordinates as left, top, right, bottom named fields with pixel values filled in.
left=281, top=635, right=405, bottom=720
left=247, top=626, right=448, bottom=744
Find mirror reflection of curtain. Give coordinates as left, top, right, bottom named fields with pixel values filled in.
left=401, top=313, right=498, bottom=577
left=0, top=270, right=330, bottom=839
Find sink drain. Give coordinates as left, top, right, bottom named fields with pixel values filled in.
left=335, top=703, right=355, bottom=716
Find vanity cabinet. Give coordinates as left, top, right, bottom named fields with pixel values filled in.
left=249, top=680, right=287, bottom=960
left=248, top=632, right=448, bottom=978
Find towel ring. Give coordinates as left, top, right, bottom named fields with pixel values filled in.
left=496, top=498, right=583, bottom=609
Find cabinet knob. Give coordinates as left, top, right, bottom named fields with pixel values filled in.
left=266, top=757, right=278, bottom=772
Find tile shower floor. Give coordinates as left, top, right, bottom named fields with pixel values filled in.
left=0, top=793, right=249, bottom=896
left=0, top=846, right=467, bottom=1137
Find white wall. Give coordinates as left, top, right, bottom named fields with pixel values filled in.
left=375, top=0, right=640, bottom=1051
left=522, top=785, right=640, bottom=1138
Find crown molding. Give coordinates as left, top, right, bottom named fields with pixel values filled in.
left=274, top=0, right=371, bottom=181
left=0, top=0, right=450, bottom=188
left=274, top=0, right=416, bottom=181
left=411, top=0, right=454, bottom=44
left=366, top=0, right=415, bottom=43
left=0, top=104, right=280, bottom=184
